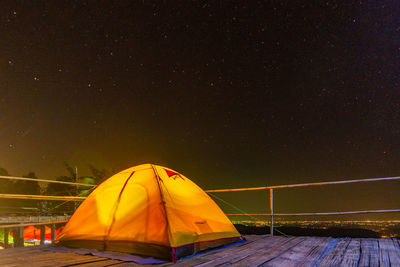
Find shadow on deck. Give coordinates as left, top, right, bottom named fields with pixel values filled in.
left=1, top=235, right=399, bottom=266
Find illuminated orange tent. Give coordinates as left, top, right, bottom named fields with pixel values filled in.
left=57, top=164, right=240, bottom=261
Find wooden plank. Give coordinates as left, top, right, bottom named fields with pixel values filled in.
left=0, top=215, right=69, bottom=224
left=0, top=220, right=68, bottom=229
left=0, top=247, right=138, bottom=266
left=317, top=237, right=351, bottom=266
left=0, top=248, right=42, bottom=260
left=0, top=251, right=59, bottom=265
left=338, top=238, right=360, bottom=267
left=233, top=236, right=307, bottom=266
left=0, top=246, right=151, bottom=266
left=171, top=236, right=282, bottom=266
left=0, top=244, right=49, bottom=253
left=35, top=257, right=110, bottom=267
left=0, top=250, right=66, bottom=260
left=379, top=238, right=400, bottom=266
left=0, top=251, right=109, bottom=266
left=261, top=237, right=331, bottom=266
left=185, top=236, right=288, bottom=267
left=102, top=262, right=143, bottom=266
left=0, top=236, right=397, bottom=267
left=0, top=246, right=39, bottom=256
left=358, top=238, right=379, bottom=267
left=67, top=259, right=123, bottom=266
left=389, top=238, right=400, bottom=265
left=166, top=235, right=272, bottom=266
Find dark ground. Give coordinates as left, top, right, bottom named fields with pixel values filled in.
left=234, top=224, right=381, bottom=238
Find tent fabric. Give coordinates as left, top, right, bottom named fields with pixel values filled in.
left=56, top=164, right=241, bottom=261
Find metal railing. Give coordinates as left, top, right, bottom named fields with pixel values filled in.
left=0, top=175, right=88, bottom=248
left=0, top=175, right=95, bottom=187
left=0, top=174, right=399, bottom=242
left=0, top=220, right=68, bottom=248
left=206, top=176, right=400, bottom=236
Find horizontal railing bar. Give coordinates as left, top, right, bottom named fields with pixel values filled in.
left=267, top=176, right=400, bottom=189
left=2, top=175, right=398, bottom=192
left=205, top=176, right=400, bottom=192
left=225, top=209, right=400, bottom=216
left=205, top=186, right=268, bottom=193
left=0, top=194, right=86, bottom=201
left=0, top=176, right=397, bottom=206
left=0, top=220, right=68, bottom=229
left=0, top=175, right=96, bottom=187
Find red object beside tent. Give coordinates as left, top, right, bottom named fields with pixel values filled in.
left=11, top=225, right=64, bottom=241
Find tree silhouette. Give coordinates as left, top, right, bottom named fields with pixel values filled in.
left=0, top=167, right=11, bottom=193
left=0, top=169, right=41, bottom=214
left=78, top=177, right=96, bottom=197
left=88, top=164, right=115, bottom=184
left=15, top=172, right=41, bottom=212
left=16, top=172, right=40, bottom=195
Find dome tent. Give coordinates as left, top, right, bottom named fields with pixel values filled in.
left=56, top=164, right=241, bottom=261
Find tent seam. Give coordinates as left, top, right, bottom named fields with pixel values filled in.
left=151, top=164, right=176, bottom=261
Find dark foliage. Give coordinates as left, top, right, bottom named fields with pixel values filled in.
left=0, top=169, right=41, bottom=215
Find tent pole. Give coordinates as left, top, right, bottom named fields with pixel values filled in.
left=151, top=165, right=176, bottom=262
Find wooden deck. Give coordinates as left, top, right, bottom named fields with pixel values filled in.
left=1, top=235, right=400, bottom=266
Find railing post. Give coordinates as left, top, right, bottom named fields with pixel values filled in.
left=51, top=224, right=56, bottom=243
left=269, top=188, right=274, bottom=237
left=14, top=227, right=24, bottom=247
left=40, top=225, right=45, bottom=245
left=4, top=228, right=9, bottom=249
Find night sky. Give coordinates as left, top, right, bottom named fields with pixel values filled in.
left=1, top=1, right=400, bottom=216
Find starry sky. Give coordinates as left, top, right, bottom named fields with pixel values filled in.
left=1, top=1, right=400, bottom=217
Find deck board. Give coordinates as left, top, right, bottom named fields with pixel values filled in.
left=317, top=237, right=351, bottom=266
left=358, top=238, right=379, bottom=267
left=234, top=236, right=307, bottom=266
left=379, top=238, right=400, bottom=267
left=335, top=238, right=360, bottom=267
left=262, top=237, right=332, bottom=266
left=1, top=235, right=399, bottom=266
left=184, top=236, right=287, bottom=267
